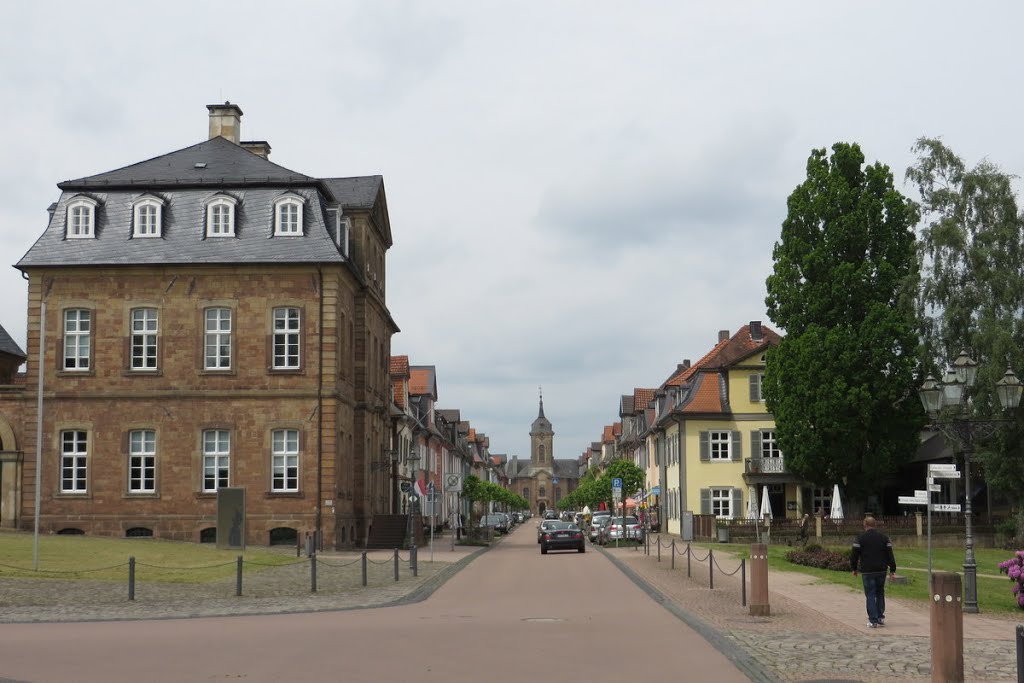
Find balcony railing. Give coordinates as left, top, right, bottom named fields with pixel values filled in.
left=744, top=456, right=787, bottom=474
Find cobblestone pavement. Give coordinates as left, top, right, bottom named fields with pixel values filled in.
left=2, top=535, right=1020, bottom=683
left=605, top=540, right=1020, bottom=683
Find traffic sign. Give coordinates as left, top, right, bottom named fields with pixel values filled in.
left=931, top=503, right=962, bottom=512
left=931, top=470, right=961, bottom=479
left=928, top=464, right=958, bottom=471
left=612, top=478, right=623, bottom=488
left=898, top=496, right=928, bottom=505
left=400, top=481, right=412, bottom=494
left=444, top=473, right=463, bottom=493
left=915, top=486, right=941, bottom=497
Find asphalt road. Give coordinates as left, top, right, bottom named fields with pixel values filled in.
left=0, top=525, right=753, bottom=683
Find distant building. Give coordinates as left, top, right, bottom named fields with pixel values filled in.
left=506, top=394, right=581, bottom=515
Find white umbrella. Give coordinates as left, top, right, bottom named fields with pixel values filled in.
left=760, top=485, right=773, bottom=520
left=582, top=505, right=591, bottom=516
left=830, top=484, right=844, bottom=520
left=746, top=486, right=758, bottom=520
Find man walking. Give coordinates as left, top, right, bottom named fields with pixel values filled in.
left=850, top=516, right=897, bottom=628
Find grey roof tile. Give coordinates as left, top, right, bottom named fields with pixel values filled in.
left=321, top=177, right=383, bottom=211
left=0, top=324, right=25, bottom=359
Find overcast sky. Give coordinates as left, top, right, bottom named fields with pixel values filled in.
left=2, top=2, right=1022, bottom=462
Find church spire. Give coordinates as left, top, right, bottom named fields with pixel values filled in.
left=538, top=386, right=545, bottom=419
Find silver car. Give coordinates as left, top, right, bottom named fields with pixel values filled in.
left=605, top=516, right=644, bottom=542
left=588, top=514, right=613, bottom=542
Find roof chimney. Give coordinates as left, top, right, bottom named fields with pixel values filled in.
left=750, top=320, right=763, bottom=342
left=207, top=102, right=243, bottom=144
left=676, top=359, right=691, bottom=373
left=241, top=140, right=271, bottom=159
left=718, top=329, right=730, bottom=342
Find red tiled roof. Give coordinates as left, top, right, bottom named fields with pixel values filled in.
left=679, top=373, right=724, bottom=413
left=602, top=425, right=615, bottom=443
left=634, top=388, right=655, bottom=410
left=409, top=368, right=433, bottom=396
left=392, top=379, right=405, bottom=410
left=613, top=422, right=622, bottom=437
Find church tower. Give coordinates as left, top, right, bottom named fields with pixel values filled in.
left=530, top=389, right=554, bottom=470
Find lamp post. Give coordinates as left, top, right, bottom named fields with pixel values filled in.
left=919, top=351, right=1022, bottom=613
left=406, top=444, right=421, bottom=549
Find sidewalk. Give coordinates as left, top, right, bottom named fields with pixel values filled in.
left=607, top=537, right=1021, bottom=683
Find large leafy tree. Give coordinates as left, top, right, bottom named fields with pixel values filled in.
left=764, top=142, right=924, bottom=497
left=905, top=138, right=1024, bottom=504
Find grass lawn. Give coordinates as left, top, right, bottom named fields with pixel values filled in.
left=764, top=543, right=1021, bottom=615
left=0, top=531, right=298, bottom=583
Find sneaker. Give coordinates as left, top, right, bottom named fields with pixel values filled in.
left=877, top=618, right=885, bottom=626
left=867, top=621, right=878, bottom=628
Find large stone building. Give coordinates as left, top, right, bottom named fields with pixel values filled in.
left=0, top=103, right=398, bottom=548
left=506, top=395, right=581, bottom=515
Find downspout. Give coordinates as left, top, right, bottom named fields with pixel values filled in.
left=316, top=267, right=324, bottom=547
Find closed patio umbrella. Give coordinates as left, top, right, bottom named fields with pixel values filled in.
left=746, top=486, right=758, bottom=520
left=760, top=485, right=773, bottom=520
left=830, top=484, right=844, bottom=520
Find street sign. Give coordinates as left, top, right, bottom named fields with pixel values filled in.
left=931, top=503, right=962, bottom=512
left=931, top=470, right=961, bottom=479
left=444, top=473, right=463, bottom=493
left=898, top=496, right=928, bottom=505
left=552, top=477, right=559, bottom=485
left=915, top=486, right=941, bottom=497
left=612, top=478, right=623, bottom=489
left=928, top=464, right=958, bottom=471
left=400, top=481, right=412, bottom=494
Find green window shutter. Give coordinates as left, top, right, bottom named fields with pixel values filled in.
left=699, top=431, right=710, bottom=461
left=731, top=431, right=742, bottom=461
left=700, top=488, right=711, bottom=515
left=730, top=489, right=743, bottom=519
left=750, top=430, right=762, bottom=461
left=749, top=374, right=761, bottom=402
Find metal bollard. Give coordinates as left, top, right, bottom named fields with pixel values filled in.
left=394, top=548, right=400, bottom=582
left=741, top=558, right=746, bottom=607
left=671, top=540, right=676, bottom=570
left=361, top=551, right=368, bottom=587
left=236, top=556, right=243, bottom=597
left=687, top=543, right=691, bottom=578
left=128, top=556, right=135, bottom=601
left=310, top=552, right=318, bottom=593
left=412, top=545, right=418, bottom=577
left=709, top=548, right=714, bottom=590
left=1016, top=624, right=1022, bottom=683
left=657, top=538, right=661, bottom=562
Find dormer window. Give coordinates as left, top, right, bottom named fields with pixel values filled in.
left=133, top=197, right=163, bottom=238
left=67, top=197, right=98, bottom=239
left=274, top=195, right=303, bottom=236
left=206, top=196, right=237, bottom=237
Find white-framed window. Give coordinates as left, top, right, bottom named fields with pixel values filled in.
left=204, top=307, right=232, bottom=369
left=206, top=196, right=237, bottom=237
left=128, top=429, right=156, bottom=493
left=271, top=429, right=299, bottom=492
left=63, top=309, right=91, bottom=371
left=67, top=197, right=97, bottom=238
left=811, top=487, right=832, bottom=515
left=202, top=429, right=230, bottom=492
left=60, top=430, right=88, bottom=492
left=130, top=308, right=158, bottom=370
left=274, top=195, right=303, bottom=236
left=272, top=307, right=301, bottom=369
left=711, top=488, right=732, bottom=518
left=761, top=430, right=781, bottom=459
left=133, top=197, right=163, bottom=238
left=709, top=431, right=731, bottom=460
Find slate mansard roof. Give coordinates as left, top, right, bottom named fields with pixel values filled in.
left=17, top=136, right=384, bottom=269
left=0, top=323, right=26, bottom=360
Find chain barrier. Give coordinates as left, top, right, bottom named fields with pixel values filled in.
left=636, top=539, right=749, bottom=606
left=0, top=561, right=129, bottom=575
left=135, top=560, right=237, bottom=570
left=314, top=556, right=364, bottom=568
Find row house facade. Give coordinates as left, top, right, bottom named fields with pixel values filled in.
left=1, top=103, right=398, bottom=548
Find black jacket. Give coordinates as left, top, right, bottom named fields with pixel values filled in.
left=850, top=528, right=896, bottom=573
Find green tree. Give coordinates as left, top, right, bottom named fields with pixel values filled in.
left=594, top=459, right=645, bottom=510
left=764, top=142, right=924, bottom=497
left=905, top=139, right=1024, bottom=510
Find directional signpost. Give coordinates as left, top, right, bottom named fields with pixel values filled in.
left=612, top=478, right=623, bottom=547
left=899, top=463, right=962, bottom=582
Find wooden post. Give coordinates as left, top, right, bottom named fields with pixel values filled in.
left=749, top=543, right=770, bottom=617
left=815, top=512, right=823, bottom=541
left=916, top=511, right=923, bottom=547
left=930, top=571, right=964, bottom=683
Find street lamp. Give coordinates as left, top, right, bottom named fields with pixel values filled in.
left=918, top=351, right=1022, bottom=613
left=406, top=444, right=421, bottom=549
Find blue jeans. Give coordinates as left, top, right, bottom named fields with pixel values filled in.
left=862, top=572, right=887, bottom=623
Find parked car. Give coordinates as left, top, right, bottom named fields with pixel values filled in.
left=604, top=516, right=644, bottom=543
left=539, top=521, right=585, bottom=554
left=537, top=519, right=561, bottom=544
left=481, top=514, right=509, bottom=533
left=544, top=510, right=559, bottom=520
left=589, top=513, right=613, bottom=542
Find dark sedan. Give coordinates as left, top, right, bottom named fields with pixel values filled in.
left=540, top=521, right=585, bottom=554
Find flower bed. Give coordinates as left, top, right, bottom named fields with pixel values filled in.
left=785, top=543, right=850, bottom=571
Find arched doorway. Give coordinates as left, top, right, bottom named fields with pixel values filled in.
left=0, top=415, right=22, bottom=529
left=538, top=502, right=546, bottom=517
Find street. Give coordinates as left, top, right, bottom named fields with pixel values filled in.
left=0, top=524, right=753, bottom=683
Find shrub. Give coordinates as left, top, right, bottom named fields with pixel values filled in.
left=786, top=546, right=849, bottom=571
left=997, top=551, right=1024, bottom=609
